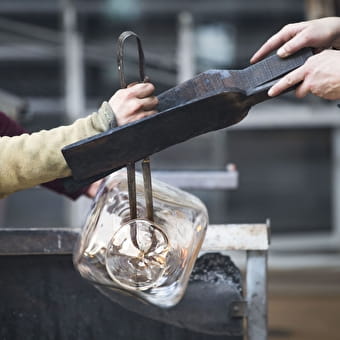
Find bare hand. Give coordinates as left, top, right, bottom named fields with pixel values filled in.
left=251, top=17, right=340, bottom=63
left=84, top=179, right=103, bottom=198
left=108, top=82, right=158, bottom=126
left=268, top=49, right=340, bottom=100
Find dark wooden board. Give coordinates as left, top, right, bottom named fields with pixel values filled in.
left=62, top=48, right=312, bottom=183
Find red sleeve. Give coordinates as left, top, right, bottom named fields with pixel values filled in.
left=0, top=111, right=26, bottom=136
left=0, top=111, right=87, bottom=199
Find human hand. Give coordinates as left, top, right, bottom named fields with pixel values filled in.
left=267, top=49, right=340, bottom=100
left=84, top=179, right=103, bottom=198
left=108, top=82, right=158, bottom=126
left=250, top=17, right=340, bottom=63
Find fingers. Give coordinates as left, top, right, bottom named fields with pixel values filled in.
left=127, top=82, right=138, bottom=88
left=250, top=22, right=305, bottom=63
left=276, top=32, right=309, bottom=58
left=268, top=66, right=306, bottom=97
left=127, top=82, right=155, bottom=98
left=251, top=32, right=288, bottom=63
left=294, top=79, right=310, bottom=98
left=109, top=81, right=159, bottom=126
left=126, top=110, right=157, bottom=122
left=111, top=83, right=155, bottom=105
left=123, top=96, right=158, bottom=115
left=119, top=110, right=157, bottom=125
left=139, top=96, right=159, bottom=111
left=84, top=179, right=103, bottom=198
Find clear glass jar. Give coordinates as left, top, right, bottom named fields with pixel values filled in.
left=73, top=169, right=208, bottom=307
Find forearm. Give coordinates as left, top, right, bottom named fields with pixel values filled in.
left=0, top=102, right=114, bottom=198
left=0, top=111, right=86, bottom=199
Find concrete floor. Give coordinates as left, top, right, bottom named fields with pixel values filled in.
left=268, top=268, right=340, bottom=340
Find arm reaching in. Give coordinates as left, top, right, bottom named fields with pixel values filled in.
left=251, top=17, right=340, bottom=63
left=250, top=17, right=340, bottom=99
left=83, top=82, right=158, bottom=199
left=0, top=82, right=158, bottom=198
left=268, top=49, right=340, bottom=99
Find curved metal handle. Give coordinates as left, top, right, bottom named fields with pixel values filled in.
left=117, top=31, right=146, bottom=89
left=116, top=31, right=153, bottom=222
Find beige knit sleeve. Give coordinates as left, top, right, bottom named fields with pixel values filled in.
left=0, top=101, right=115, bottom=198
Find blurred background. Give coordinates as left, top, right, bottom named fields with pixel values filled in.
left=0, top=0, right=339, bottom=339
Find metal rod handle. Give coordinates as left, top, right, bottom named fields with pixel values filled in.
left=117, top=31, right=154, bottom=222
left=142, top=158, right=154, bottom=221
left=126, top=163, right=137, bottom=220
left=117, top=31, right=145, bottom=89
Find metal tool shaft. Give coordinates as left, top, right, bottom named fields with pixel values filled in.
left=142, top=158, right=154, bottom=221
left=117, top=31, right=154, bottom=221
left=126, top=162, right=137, bottom=219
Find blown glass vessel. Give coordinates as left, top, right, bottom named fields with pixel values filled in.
left=73, top=169, right=208, bottom=307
